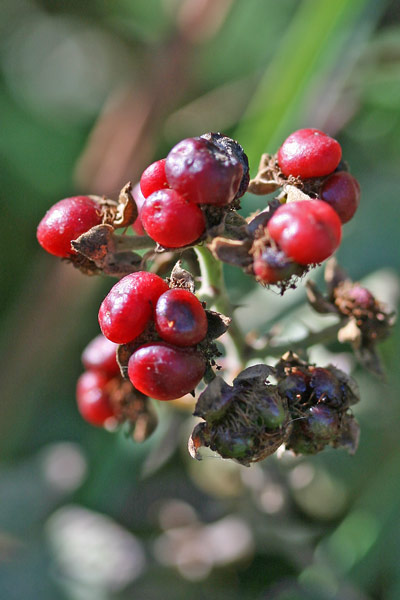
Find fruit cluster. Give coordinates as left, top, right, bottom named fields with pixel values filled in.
left=35, top=128, right=371, bottom=462
left=250, top=129, right=360, bottom=286
left=98, top=271, right=213, bottom=401
left=190, top=352, right=360, bottom=465
left=136, top=132, right=249, bottom=248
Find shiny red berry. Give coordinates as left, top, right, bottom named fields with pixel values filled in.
left=98, top=272, right=169, bottom=344
left=81, top=334, right=120, bottom=377
left=277, top=129, right=342, bottom=179
left=320, top=171, right=360, bottom=223
left=37, top=196, right=102, bottom=258
left=165, top=137, right=243, bottom=205
left=155, top=289, right=208, bottom=346
left=76, top=371, right=115, bottom=427
left=141, top=189, right=205, bottom=248
left=267, top=199, right=342, bottom=265
left=139, top=159, right=168, bottom=198
left=128, top=342, right=206, bottom=401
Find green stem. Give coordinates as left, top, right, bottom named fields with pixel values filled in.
left=116, top=234, right=156, bottom=251
left=195, top=245, right=247, bottom=367
left=251, top=319, right=345, bottom=358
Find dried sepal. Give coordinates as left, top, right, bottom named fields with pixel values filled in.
left=193, top=376, right=234, bottom=423
left=188, top=422, right=210, bottom=460
left=325, top=257, right=348, bottom=297
left=207, top=237, right=252, bottom=268
left=205, top=310, right=231, bottom=340
left=168, top=261, right=196, bottom=293
left=306, top=280, right=339, bottom=315
left=113, top=182, right=138, bottom=228
left=284, top=185, right=311, bottom=204
left=71, top=224, right=143, bottom=277
left=247, top=153, right=286, bottom=195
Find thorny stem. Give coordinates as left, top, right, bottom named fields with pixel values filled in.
left=195, top=245, right=247, bottom=368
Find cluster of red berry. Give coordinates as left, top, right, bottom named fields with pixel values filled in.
left=76, top=334, right=119, bottom=427
left=134, top=132, right=249, bottom=248
left=252, top=129, right=360, bottom=285
left=98, top=271, right=209, bottom=401
left=36, top=127, right=363, bottom=441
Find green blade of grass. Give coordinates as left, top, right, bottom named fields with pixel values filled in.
left=235, top=0, right=386, bottom=171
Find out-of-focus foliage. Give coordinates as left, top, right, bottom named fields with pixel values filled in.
left=1, top=1, right=399, bottom=599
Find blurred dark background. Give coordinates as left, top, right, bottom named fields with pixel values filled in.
left=1, top=1, right=400, bottom=598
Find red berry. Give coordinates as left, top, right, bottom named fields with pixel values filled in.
left=131, top=183, right=147, bottom=236
left=165, top=137, right=243, bottom=205
left=267, top=199, right=342, bottom=265
left=76, top=371, right=115, bottom=426
left=128, top=342, right=206, bottom=401
left=81, top=334, right=120, bottom=377
left=140, top=159, right=168, bottom=198
left=253, top=248, right=301, bottom=284
left=320, top=171, right=360, bottom=223
left=98, top=272, right=169, bottom=344
left=155, top=289, right=208, bottom=346
left=37, top=196, right=102, bottom=258
left=277, top=129, right=342, bottom=179
left=141, top=189, right=205, bottom=248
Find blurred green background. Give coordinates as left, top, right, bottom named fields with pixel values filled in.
left=1, top=0, right=400, bottom=598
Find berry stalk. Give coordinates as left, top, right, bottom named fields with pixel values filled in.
left=195, top=245, right=247, bottom=369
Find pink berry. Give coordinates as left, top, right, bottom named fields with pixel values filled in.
left=98, top=272, right=169, bottom=344
left=267, top=199, right=342, bottom=265
left=128, top=342, right=206, bottom=401
left=76, top=371, right=115, bottom=427
left=320, top=171, right=360, bottom=223
left=81, top=334, right=120, bottom=377
left=155, top=289, right=208, bottom=346
left=165, top=137, right=243, bottom=205
left=37, top=196, right=102, bottom=258
left=141, top=189, right=205, bottom=248
left=140, top=159, right=168, bottom=198
left=277, top=129, right=342, bottom=179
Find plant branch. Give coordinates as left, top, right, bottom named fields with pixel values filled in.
left=250, top=319, right=346, bottom=358
left=115, top=234, right=156, bottom=251
left=195, top=245, right=247, bottom=367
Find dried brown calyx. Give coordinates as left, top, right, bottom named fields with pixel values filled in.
left=66, top=182, right=155, bottom=277
left=104, top=377, right=158, bottom=443
left=306, top=258, right=396, bottom=376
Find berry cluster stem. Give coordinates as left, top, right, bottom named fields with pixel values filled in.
left=251, top=319, right=346, bottom=358
left=195, top=245, right=247, bottom=368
